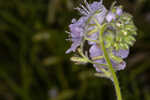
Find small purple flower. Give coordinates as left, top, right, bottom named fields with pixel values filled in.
left=116, top=7, right=123, bottom=16
left=112, top=60, right=126, bottom=70
left=106, top=7, right=123, bottom=22
left=89, top=44, right=106, bottom=72
left=106, top=12, right=116, bottom=22
left=89, top=44, right=103, bottom=57
left=93, top=59, right=106, bottom=72
left=95, top=7, right=107, bottom=24
left=76, top=0, right=107, bottom=24
left=93, top=59, right=126, bottom=72
left=89, top=44, right=126, bottom=71
left=66, top=17, right=88, bottom=53
left=86, top=1, right=107, bottom=45
left=88, top=33, right=99, bottom=45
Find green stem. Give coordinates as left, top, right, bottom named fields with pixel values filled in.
left=94, top=19, right=122, bottom=100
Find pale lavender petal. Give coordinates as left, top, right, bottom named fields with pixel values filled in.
left=112, top=60, right=126, bottom=70
left=65, top=40, right=81, bottom=54
left=88, top=33, right=98, bottom=45
left=95, top=7, right=107, bottom=24
left=116, top=7, right=123, bottom=16
left=76, top=16, right=88, bottom=26
left=66, top=16, right=88, bottom=53
left=106, top=12, right=116, bottom=22
left=90, top=1, right=102, bottom=11
left=71, top=18, right=77, bottom=23
left=118, top=61, right=126, bottom=70
left=69, top=24, right=83, bottom=37
left=89, top=44, right=103, bottom=57
left=113, top=49, right=129, bottom=59
left=93, top=59, right=106, bottom=72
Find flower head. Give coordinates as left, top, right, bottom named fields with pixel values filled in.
left=66, top=0, right=137, bottom=73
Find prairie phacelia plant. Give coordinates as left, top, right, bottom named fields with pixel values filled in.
left=66, top=0, right=137, bottom=100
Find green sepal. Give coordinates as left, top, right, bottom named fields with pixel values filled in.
left=124, top=43, right=129, bottom=49
left=94, top=72, right=111, bottom=79
left=92, top=56, right=104, bottom=60
left=70, top=57, right=88, bottom=64
left=110, top=53, right=123, bottom=63
left=128, top=36, right=136, bottom=41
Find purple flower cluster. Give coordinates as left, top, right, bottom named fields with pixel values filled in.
left=89, top=44, right=127, bottom=72
left=66, top=0, right=134, bottom=72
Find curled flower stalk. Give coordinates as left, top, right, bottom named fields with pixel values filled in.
left=66, top=0, right=137, bottom=100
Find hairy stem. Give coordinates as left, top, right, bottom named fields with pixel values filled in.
left=94, top=19, right=122, bottom=100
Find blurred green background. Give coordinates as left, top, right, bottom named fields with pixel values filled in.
left=0, top=0, right=150, bottom=100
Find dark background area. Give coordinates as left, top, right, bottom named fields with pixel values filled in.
left=0, top=0, right=150, bottom=100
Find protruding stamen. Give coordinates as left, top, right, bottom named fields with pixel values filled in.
left=80, top=4, right=89, bottom=14
left=83, top=0, right=92, bottom=12
left=75, top=7, right=88, bottom=15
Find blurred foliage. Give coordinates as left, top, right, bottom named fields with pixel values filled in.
left=0, top=0, right=150, bottom=100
